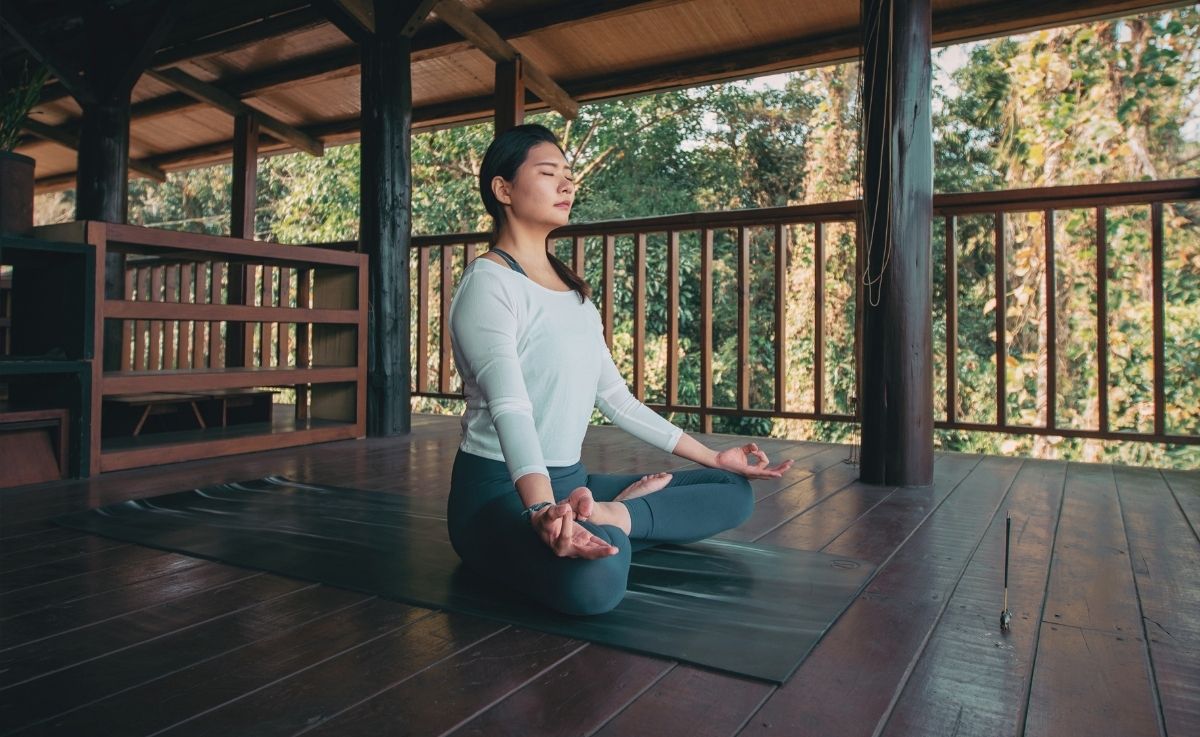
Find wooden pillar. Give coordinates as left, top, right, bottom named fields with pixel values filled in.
left=495, top=55, right=525, bottom=135
left=225, top=113, right=259, bottom=367
left=858, top=0, right=934, bottom=486
left=360, top=0, right=414, bottom=436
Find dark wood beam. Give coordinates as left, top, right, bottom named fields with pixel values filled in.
left=360, top=0, right=414, bottom=435
left=433, top=0, right=579, bottom=119
left=858, top=0, right=934, bottom=486
left=145, top=67, right=324, bottom=156
left=320, top=0, right=375, bottom=43
left=21, top=117, right=167, bottom=182
left=0, top=0, right=87, bottom=100
left=494, top=55, right=525, bottom=135
left=226, top=113, right=260, bottom=368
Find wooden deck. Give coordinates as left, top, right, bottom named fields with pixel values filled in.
left=1, top=413, right=1197, bottom=737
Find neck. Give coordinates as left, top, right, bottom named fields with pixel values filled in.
left=493, top=221, right=553, bottom=268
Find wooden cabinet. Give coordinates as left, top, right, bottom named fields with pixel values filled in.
left=0, top=232, right=96, bottom=477
left=30, top=221, right=367, bottom=475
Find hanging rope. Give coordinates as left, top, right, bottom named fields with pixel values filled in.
left=857, top=0, right=896, bottom=308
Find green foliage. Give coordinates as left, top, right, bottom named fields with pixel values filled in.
left=1, top=61, right=49, bottom=152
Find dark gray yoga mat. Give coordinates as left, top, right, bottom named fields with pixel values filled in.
left=54, top=476, right=874, bottom=683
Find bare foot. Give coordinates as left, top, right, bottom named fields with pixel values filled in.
left=613, top=472, right=673, bottom=502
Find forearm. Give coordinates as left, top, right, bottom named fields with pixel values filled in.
left=514, top=472, right=556, bottom=509
left=670, top=432, right=720, bottom=468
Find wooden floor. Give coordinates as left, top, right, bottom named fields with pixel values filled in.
left=2, top=413, right=1197, bottom=737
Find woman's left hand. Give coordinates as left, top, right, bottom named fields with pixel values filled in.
left=713, top=443, right=793, bottom=479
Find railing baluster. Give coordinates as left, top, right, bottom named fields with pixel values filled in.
left=296, top=268, right=311, bottom=419
left=1151, top=201, right=1165, bottom=438
left=1097, top=207, right=1109, bottom=434
left=633, top=233, right=646, bottom=400
left=165, top=265, right=178, bottom=370
left=667, top=231, right=679, bottom=408
left=700, top=228, right=713, bottom=434
left=149, top=266, right=164, bottom=370
left=122, top=268, right=135, bottom=371
left=814, top=221, right=825, bottom=416
left=945, top=216, right=957, bottom=423
left=279, top=267, right=292, bottom=367
left=439, top=244, right=453, bottom=393
left=774, top=223, right=787, bottom=414
left=737, top=226, right=750, bottom=410
left=602, top=234, right=614, bottom=349
left=1044, top=210, right=1057, bottom=431
left=417, top=246, right=429, bottom=393
left=573, top=236, right=584, bottom=275
left=994, top=210, right=1006, bottom=427
left=209, top=263, right=223, bottom=367
left=192, top=264, right=206, bottom=369
left=259, top=266, right=273, bottom=368
left=135, top=268, right=149, bottom=371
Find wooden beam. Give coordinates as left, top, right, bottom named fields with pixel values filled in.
left=433, top=0, right=579, bottom=119
left=145, top=67, right=324, bottom=156
left=21, top=117, right=167, bottom=182
left=231, top=113, right=259, bottom=239
left=858, top=0, right=934, bottom=486
left=321, top=0, right=375, bottom=42
left=494, top=55, right=525, bottom=134
left=360, top=0, right=414, bottom=436
left=0, top=2, right=86, bottom=100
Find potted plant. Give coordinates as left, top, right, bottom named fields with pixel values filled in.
left=1, top=62, right=49, bottom=235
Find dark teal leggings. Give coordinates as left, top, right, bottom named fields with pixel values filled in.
left=447, top=449, right=754, bottom=616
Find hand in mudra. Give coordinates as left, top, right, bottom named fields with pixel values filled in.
left=714, top=442, right=793, bottom=479
left=529, top=489, right=617, bottom=559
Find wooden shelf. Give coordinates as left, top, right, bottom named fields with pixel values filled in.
left=23, top=220, right=368, bottom=475
left=101, top=365, right=359, bottom=394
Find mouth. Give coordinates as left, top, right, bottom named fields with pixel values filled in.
left=555, top=201, right=572, bottom=209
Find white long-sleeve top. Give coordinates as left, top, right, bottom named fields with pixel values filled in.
left=448, top=257, right=683, bottom=483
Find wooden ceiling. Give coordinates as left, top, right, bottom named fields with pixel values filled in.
left=3, top=0, right=1190, bottom=191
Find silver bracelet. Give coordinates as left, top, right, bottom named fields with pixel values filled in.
left=521, top=501, right=553, bottom=520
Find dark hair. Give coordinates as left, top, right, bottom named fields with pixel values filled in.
left=479, top=123, right=591, bottom=303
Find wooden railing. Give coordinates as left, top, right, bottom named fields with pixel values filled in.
left=411, top=178, right=1200, bottom=447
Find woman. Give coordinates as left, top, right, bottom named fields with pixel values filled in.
left=447, top=123, right=792, bottom=616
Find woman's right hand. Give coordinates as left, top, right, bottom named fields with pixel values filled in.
left=529, top=502, right=618, bottom=559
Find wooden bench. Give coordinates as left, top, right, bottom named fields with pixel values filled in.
left=104, top=392, right=207, bottom=437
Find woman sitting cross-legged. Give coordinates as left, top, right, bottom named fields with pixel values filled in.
left=447, top=123, right=793, bottom=616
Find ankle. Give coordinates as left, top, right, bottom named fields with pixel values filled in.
left=593, top=501, right=632, bottom=535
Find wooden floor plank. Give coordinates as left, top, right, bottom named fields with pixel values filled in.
left=1, top=583, right=362, bottom=732
left=0, top=562, right=260, bottom=650
left=29, top=598, right=432, bottom=736
left=445, top=644, right=673, bottom=737
left=1161, top=468, right=1200, bottom=544
left=300, top=628, right=585, bottom=737
left=590, top=665, right=773, bottom=737
left=155, top=612, right=505, bottom=737
left=738, top=455, right=1021, bottom=737
left=879, top=458, right=1066, bottom=737
left=0, top=528, right=90, bottom=556
left=1115, top=465, right=1200, bottom=737
left=0, top=535, right=129, bottom=574
left=1023, top=463, right=1161, bottom=737
left=0, top=551, right=204, bottom=618
left=720, top=458, right=861, bottom=542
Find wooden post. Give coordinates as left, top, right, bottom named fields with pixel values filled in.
left=495, top=55, right=525, bottom=135
left=858, top=0, right=934, bottom=486
left=225, top=113, right=259, bottom=367
left=360, top=0, right=416, bottom=436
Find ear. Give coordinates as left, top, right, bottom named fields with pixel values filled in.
left=490, top=176, right=513, bottom=206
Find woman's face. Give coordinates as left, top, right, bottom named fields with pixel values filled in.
left=493, top=141, right=575, bottom=229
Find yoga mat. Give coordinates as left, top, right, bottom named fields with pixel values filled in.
left=55, top=477, right=873, bottom=683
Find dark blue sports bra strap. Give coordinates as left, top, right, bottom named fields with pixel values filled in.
left=487, top=247, right=527, bottom=276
